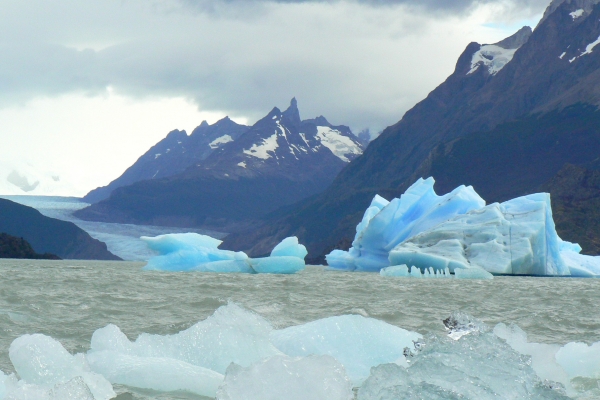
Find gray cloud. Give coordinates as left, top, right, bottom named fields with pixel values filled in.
left=0, top=0, right=551, bottom=132
left=179, top=0, right=552, bottom=15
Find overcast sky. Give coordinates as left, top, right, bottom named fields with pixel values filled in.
left=0, top=0, right=550, bottom=196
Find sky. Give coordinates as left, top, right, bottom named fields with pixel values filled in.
left=0, top=0, right=551, bottom=196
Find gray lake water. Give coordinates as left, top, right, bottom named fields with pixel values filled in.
left=0, top=259, right=599, bottom=399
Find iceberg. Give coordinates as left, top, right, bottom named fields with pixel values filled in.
left=327, top=178, right=485, bottom=272
left=142, top=234, right=306, bottom=274
left=270, top=236, right=308, bottom=259
left=327, top=177, right=600, bottom=277
left=216, top=355, right=353, bottom=400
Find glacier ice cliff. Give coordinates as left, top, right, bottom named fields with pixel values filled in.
left=327, top=177, right=600, bottom=277
left=142, top=233, right=306, bottom=274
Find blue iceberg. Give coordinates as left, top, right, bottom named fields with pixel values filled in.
left=142, top=234, right=307, bottom=274
left=327, top=177, right=600, bottom=277
left=327, top=178, right=485, bottom=272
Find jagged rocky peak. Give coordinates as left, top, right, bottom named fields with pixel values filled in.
left=539, top=0, right=600, bottom=26
left=467, top=26, right=532, bottom=76
left=494, top=26, right=533, bottom=50
left=282, top=97, right=301, bottom=126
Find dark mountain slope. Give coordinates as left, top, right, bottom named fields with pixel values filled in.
left=0, top=233, right=60, bottom=260
left=74, top=99, right=364, bottom=231
left=83, top=117, right=249, bottom=203
left=540, top=163, right=600, bottom=255
left=0, top=198, right=120, bottom=260
left=222, top=1, right=600, bottom=258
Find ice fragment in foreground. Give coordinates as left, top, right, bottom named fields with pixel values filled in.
left=8, top=334, right=115, bottom=400
left=216, top=355, right=353, bottom=400
left=270, top=314, right=421, bottom=383
left=358, top=314, right=570, bottom=400
left=86, top=351, right=223, bottom=398
left=88, top=303, right=281, bottom=375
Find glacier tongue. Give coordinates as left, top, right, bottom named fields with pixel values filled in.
left=326, top=177, right=600, bottom=277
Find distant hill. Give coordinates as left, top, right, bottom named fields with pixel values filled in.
left=221, top=0, right=600, bottom=258
left=0, top=198, right=121, bottom=260
left=83, top=117, right=249, bottom=203
left=0, top=233, right=60, bottom=260
left=74, top=98, right=365, bottom=231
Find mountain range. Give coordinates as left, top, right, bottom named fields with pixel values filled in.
left=221, top=0, right=600, bottom=260
left=75, top=99, right=365, bottom=232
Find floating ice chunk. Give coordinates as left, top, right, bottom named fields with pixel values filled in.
left=89, top=303, right=281, bottom=375
left=249, top=256, right=305, bottom=274
left=494, top=323, right=571, bottom=389
left=86, top=351, right=223, bottom=398
left=380, top=264, right=409, bottom=277
left=216, top=355, right=353, bottom=400
left=556, top=341, right=600, bottom=379
left=142, top=232, right=223, bottom=253
left=8, top=334, right=115, bottom=400
left=270, top=314, right=421, bottom=383
left=358, top=316, right=569, bottom=400
left=270, top=236, right=307, bottom=260
left=142, top=233, right=306, bottom=274
left=0, top=375, right=96, bottom=400
left=327, top=177, right=485, bottom=272
left=454, top=268, right=494, bottom=280
left=142, top=233, right=247, bottom=272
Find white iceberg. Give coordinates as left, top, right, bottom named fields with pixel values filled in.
left=142, top=234, right=307, bottom=274
left=327, top=177, right=600, bottom=277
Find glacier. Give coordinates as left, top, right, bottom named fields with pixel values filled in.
left=327, top=177, right=600, bottom=277
left=142, top=234, right=307, bottom=274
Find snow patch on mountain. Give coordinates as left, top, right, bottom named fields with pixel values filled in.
left=238, top=161, right=247, bottom=168
left=209, top=135, right=234, bottom=149
left=315, top=127, right=363, bottom=162
left=580, top=35, right=600, bottom=56
left=243, top=133, right=279, bottom=160
left=570, top=9, right=585, bottom=19
left=468, top=45, right=518, bottom=76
